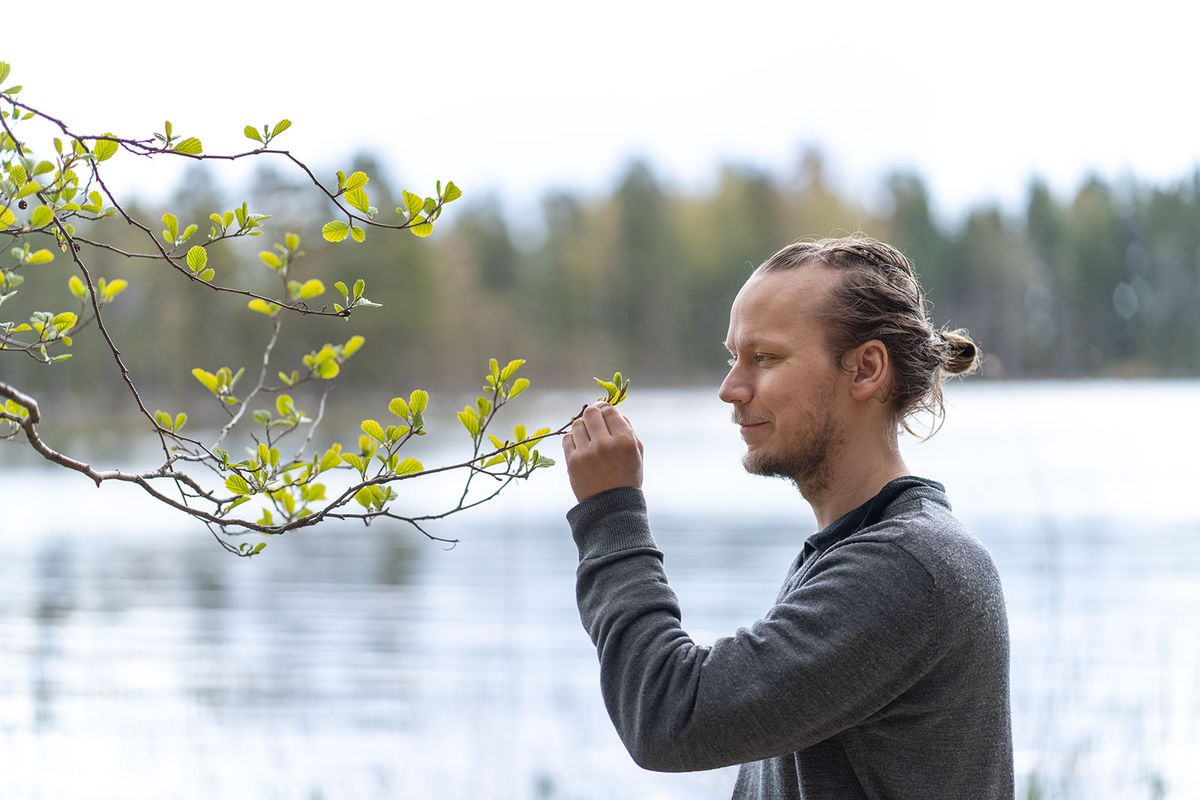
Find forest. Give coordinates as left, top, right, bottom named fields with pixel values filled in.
left=6, top=147, right=1197, bottom=422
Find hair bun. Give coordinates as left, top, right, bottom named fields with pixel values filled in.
left=939, top=329, right=980, bottom=376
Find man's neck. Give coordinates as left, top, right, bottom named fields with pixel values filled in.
left=799, top=452, right=911, bottom=530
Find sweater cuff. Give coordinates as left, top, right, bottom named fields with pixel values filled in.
left=567, top=486, right=657, bottom=561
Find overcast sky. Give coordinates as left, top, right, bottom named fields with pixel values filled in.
left=5, top=0, right=1199, bottom=225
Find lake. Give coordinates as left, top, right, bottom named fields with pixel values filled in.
left=1, top=381, right=1197, bottom=799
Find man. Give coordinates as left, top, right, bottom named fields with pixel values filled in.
left=561, top=236, right=1013, bottom=799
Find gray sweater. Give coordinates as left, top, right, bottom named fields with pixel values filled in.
left=568, top=478, right=1013, bottom=799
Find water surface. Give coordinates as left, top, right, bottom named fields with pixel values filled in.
left=1, top=381, right=1197, bottom=798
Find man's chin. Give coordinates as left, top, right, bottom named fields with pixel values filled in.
left=742, top=450, right=788, bottom=480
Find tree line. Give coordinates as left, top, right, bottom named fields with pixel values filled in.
left=6, top=148, right=1198, bottom=423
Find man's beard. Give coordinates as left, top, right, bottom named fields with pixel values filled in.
left=742, top=405, right=841, bottom=496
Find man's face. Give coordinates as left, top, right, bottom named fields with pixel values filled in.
left=718, top=267, right=847, bottom=492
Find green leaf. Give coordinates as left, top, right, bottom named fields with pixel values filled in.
left=409, top=389, right=429, bottom=413
left=225, top=473, right=253, bottom=496
left=244, top=125, right=263, bottom=143
left=393, top=457, right=423, bottom=476
left=354, top=486, right=375, bottom=508
left=172, top=137, right=203, bottom=155
left=0, top=207, right=15, bottom=228
left=0, top=63, right=9, bottom=84
left=33, top=160, right=55, bottom=176
left=247, top=298, right=279, bottom=316
left=93, top=138, right=118, bottom=162
left=408, top=220, right=433, bottom=238
left=186, top=245, right=207, bottom=273
left=276, top=394, right=295, bottom=417
left=401, top=190, right=424, bottom=219
left=258, top=251, right=282, bottom=269
left=317, top=359, right=340, bottom=379
left=68, top=275, right=86, bottom=298
left=198, top=268, right=215, bottom=282
left=192, top=368, right=219, bottom=393
left=443, top=181, right=462, bottom=202
left=174, top=412, right=187, bottom=431
left=353, top=279, right=365, bottom=301
left=386, top=396, right=410, bottom=420
left=500, top=359, right=525, bottom=381
left=342, top=335, right=365, bottom=357
left=457, top=406, right=481, bottom=437
left=312, top=344, right=337, bottom=365
left=361, top=419, right=385, bottom=442
left=102, top=279, right=128, bottom=301
left=26, top=249, right=54, bottom=265
left=30, top=205, right=53, bottom=228
left=285, top=232, right=300, bottom=250
left=295, top=279, right=324, bottom=300
left=344, top=171, right=369, bottom=192
left=482, top=454, right=506, bottom=468
left=271, top=119, right=292, bottom=137
left=322, top=220, right=350, bottom=243
left=345, top=188, right=370, bottom=214
left=350, top=226, right=366, bottom=243
left=509, top=377, right=531, bottom=398
left=251, top=542, right=266, bottom=555
left=16, top=181, right=42, bottom=199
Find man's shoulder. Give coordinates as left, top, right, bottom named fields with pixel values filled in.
left=833, top=496, right=1005, bottom=612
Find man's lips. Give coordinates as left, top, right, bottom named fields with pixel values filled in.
left=737, top=421, right=769, bottom=429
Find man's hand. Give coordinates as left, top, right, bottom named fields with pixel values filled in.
left=562, top=402, right=644, bottom=503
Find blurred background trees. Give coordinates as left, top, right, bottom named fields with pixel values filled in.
left=9, top=147, right=1199, bottom=422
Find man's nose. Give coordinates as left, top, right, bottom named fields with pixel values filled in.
left=718, top=368, right=751, bottom=405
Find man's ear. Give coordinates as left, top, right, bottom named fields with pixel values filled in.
left=845, top=339, right=890, bottom=403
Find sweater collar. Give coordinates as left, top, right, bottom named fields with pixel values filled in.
left=800, top=476, right=949, bottom=564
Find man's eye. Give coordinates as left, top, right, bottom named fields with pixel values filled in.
left=726, top=354, right=774, bottom=367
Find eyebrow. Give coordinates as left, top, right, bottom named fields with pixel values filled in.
left=722, top=339, right=786, bottom=353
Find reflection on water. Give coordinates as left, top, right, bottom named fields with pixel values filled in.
left=1, top=381, right=1198, bottom=799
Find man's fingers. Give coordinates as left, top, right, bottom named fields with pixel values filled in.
left=604, top=407, right=642, bottom=453
left=581, top=404, right=611, bottom=440
left=602, top=405, right=633, bottom=435
left=562, top=432, right=577, bottom=456
left=570, top=416, right=591, bottom=445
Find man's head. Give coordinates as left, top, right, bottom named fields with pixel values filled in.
left=719, top=236, right=979, bottom=490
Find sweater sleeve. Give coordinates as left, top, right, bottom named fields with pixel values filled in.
left=568, top=487, right=940, bottom=773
